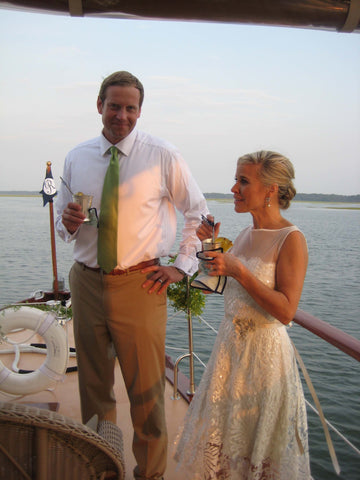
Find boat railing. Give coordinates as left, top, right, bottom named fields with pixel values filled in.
left=292, top=308, right=360, bottom=362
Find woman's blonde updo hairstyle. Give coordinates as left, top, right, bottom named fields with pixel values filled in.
left=237, top=150, right=296, bottom=210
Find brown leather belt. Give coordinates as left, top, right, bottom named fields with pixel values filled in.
left=77, top=258, right=160, bottom=275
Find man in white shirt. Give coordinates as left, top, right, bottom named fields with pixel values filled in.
left=56, top=71, right=208, bottom=480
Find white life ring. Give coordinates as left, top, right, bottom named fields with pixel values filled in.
left=0, top=306, right=68, bottom=395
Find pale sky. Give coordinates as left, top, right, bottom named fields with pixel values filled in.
left=0, top=9, right=359, bottom=195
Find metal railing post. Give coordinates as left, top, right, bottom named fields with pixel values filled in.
left=186, top=276, right=195, bottom=396
left=172, top=276, right=196, bottom=400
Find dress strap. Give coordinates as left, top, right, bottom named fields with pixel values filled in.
left=291, top=340, right=341, bottom=475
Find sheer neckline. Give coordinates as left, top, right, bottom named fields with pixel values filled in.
left=250, top=225, right=296, bottom=232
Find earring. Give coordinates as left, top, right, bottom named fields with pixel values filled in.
left=265, top=197, right=271, bottom=207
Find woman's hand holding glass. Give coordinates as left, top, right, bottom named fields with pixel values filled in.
left=204, top=250, right=242, bottom=279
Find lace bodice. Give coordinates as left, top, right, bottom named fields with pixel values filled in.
left=225, top=225, right=300, bottom=331
left=225, top=256, right=278, bottom=336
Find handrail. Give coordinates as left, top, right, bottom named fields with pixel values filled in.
left=172, top=277, right=196, bottom=400
left=293, top=309, right=360, bottom=362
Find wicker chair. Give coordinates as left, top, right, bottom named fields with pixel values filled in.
left=0, top=402, right=125, bottom=480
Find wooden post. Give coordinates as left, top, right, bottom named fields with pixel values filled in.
left=40, top=161, right=59, bottom=298
left=49, top=200, right=59, bottom=296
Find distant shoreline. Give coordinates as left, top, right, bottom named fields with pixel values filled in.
left=0, top=191, right=360, bottom=204
left=204, top=192, right=360, bottom=203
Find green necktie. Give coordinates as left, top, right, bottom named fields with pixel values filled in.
left=97, top=146, right=119, bottom=272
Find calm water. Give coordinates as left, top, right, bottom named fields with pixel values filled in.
left=1, top=196, right=359, bottom=479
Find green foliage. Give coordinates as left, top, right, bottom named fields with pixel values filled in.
left=32, top=302, right=73, bottom=320
left=0, top=302, right=72, bottom=321
left=0, top=324, right=6, bottom=343
left=167, top=257, right=206, bottom=317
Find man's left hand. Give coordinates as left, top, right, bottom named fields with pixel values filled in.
left=141, top=265, right=185, bottom=294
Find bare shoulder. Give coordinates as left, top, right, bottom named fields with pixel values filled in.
left=281, top=228, right=308, bottom=263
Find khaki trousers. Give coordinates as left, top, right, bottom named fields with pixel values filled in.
left=69, top=262, right=168, bottom=479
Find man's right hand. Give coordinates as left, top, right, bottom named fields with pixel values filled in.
left=62, top=202, right=86, bottom=234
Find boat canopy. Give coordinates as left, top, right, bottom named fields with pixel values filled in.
left=0, top=0, right=359, bottom=33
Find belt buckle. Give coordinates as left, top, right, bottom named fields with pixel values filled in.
left=108, top=258, right=158, bottom=276
left=110, top=268, right=123, bottom=276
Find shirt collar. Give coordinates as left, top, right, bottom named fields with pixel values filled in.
left=100, top=128, right=138, bottom=157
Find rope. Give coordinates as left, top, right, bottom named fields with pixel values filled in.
left=292, top=341, right=341, bottom=475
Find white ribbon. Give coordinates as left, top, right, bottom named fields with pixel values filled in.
left=37, top=313, right=56, bottom=337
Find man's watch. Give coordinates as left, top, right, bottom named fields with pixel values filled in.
left=175, top=267, right=186, bottom=277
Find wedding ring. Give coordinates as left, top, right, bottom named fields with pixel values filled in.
left=157, top=278, right=163, bottom=283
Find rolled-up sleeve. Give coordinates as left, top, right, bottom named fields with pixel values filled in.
left=166, top=152, right=208, bottom=275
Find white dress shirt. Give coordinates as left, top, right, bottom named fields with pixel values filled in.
left=56, top=128, right=208, bottom=275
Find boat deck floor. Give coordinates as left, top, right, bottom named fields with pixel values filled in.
left=0, top=321, right=187, bottom=479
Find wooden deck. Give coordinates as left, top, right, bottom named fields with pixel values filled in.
left=0, top=319, right=188, bottom=479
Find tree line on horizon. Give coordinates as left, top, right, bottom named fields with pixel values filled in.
left=204, top=192, right=360, bottom=203
left=0, top=191, right=359, bottom=203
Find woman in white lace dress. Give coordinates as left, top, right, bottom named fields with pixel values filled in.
left=174, top=151, right=311, bottom=479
